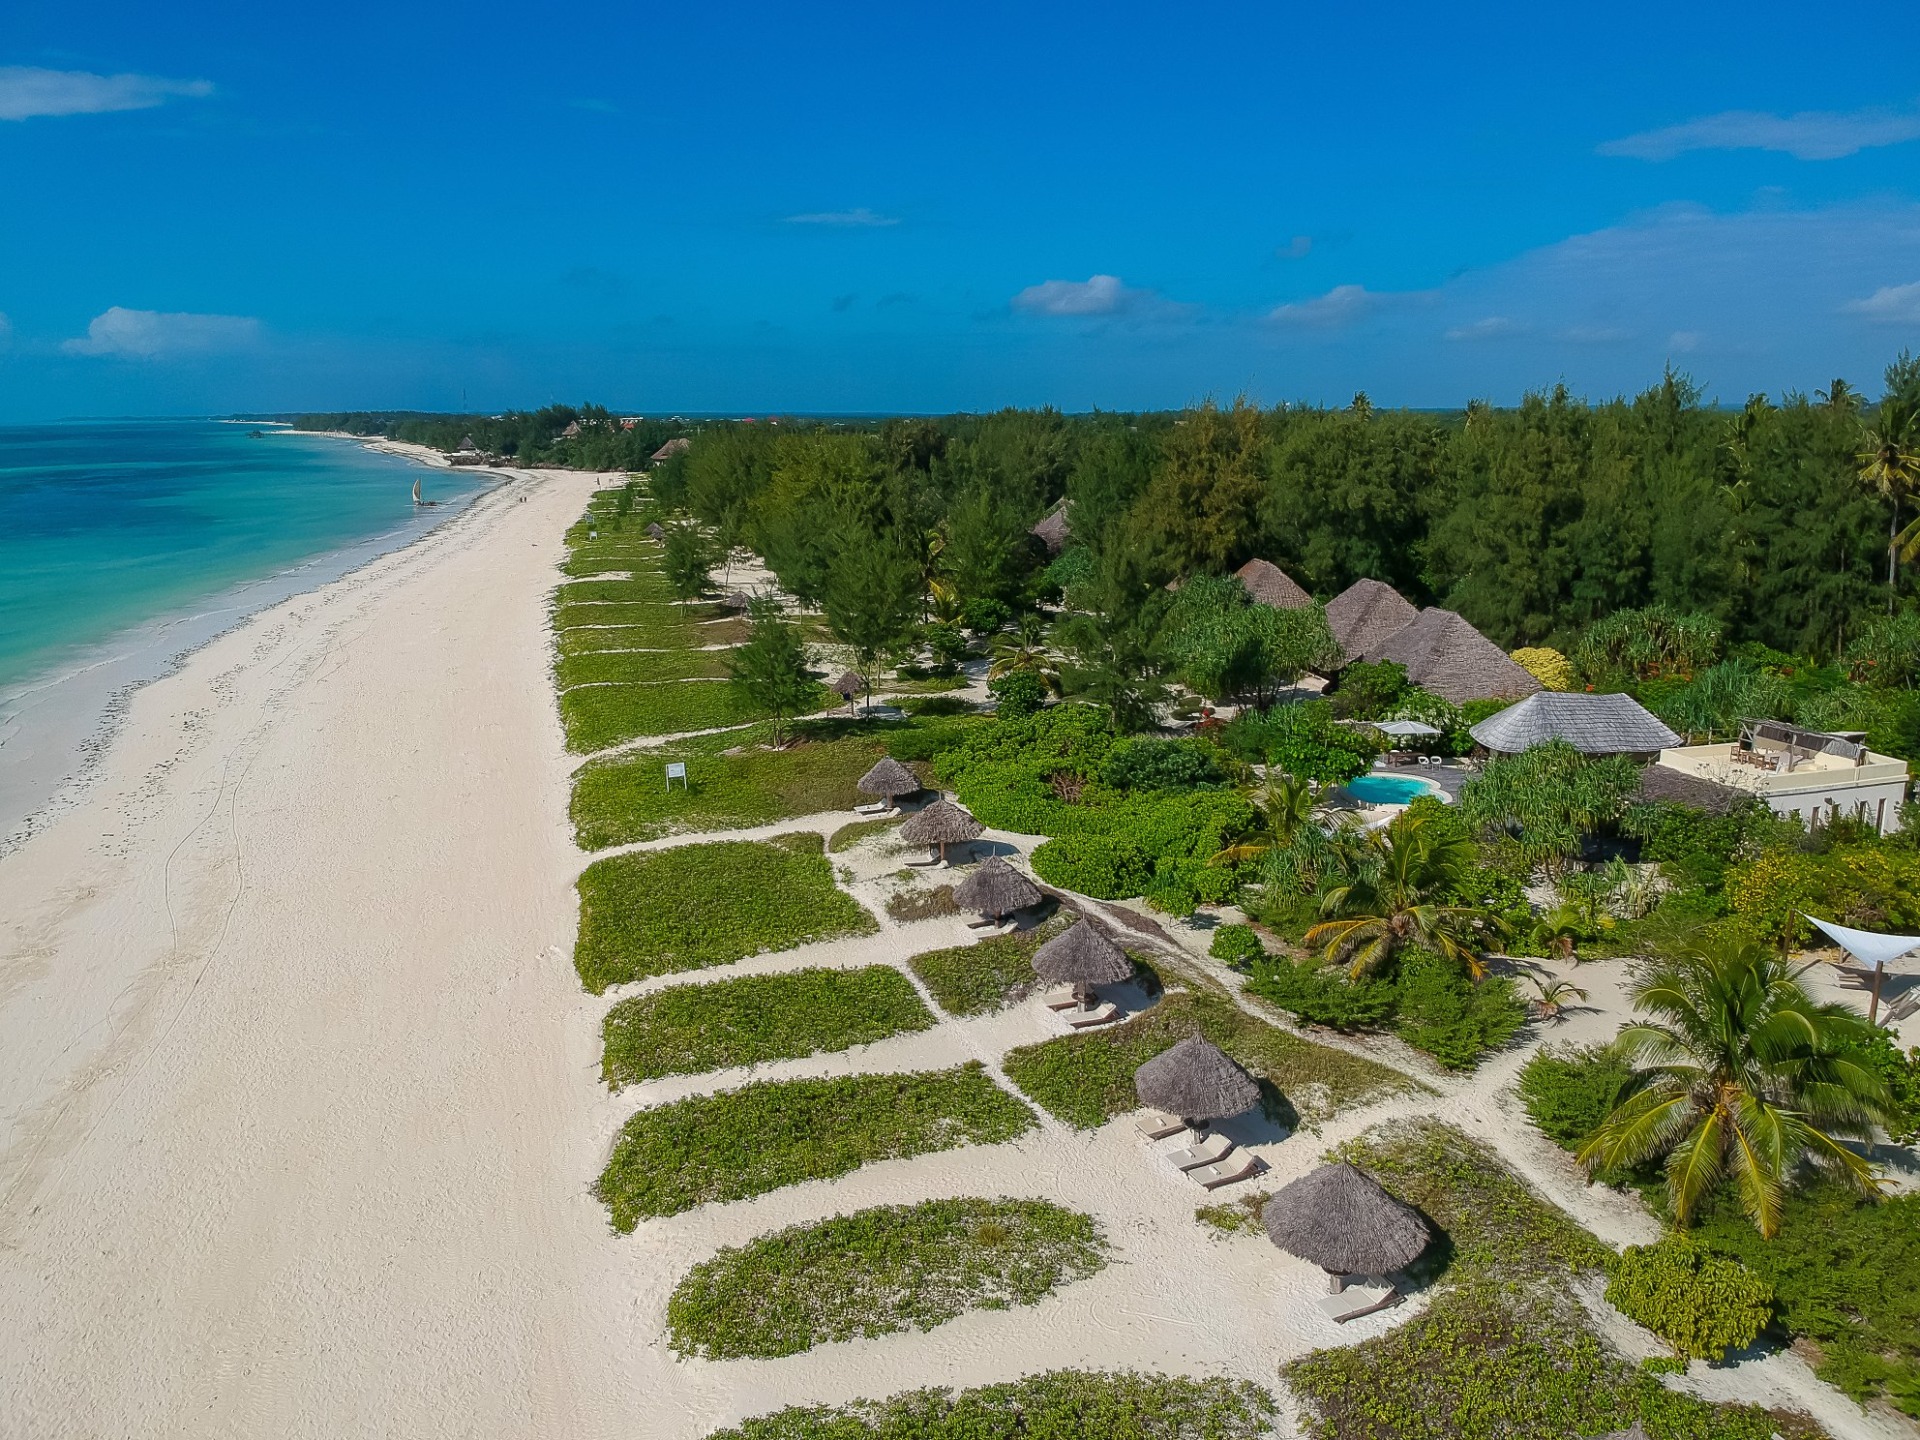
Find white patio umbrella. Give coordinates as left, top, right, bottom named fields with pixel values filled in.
left=1373, top=720, right=1441, bottom=737
left=1803, top=914, right=1920, bottom=1025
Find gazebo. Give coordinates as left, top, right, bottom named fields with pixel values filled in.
left=1031, top=920, right=1133, bottom=1007
left=831, top=670, right=864, bottom=714
left=1468, top=691, right=1681, bottom=760
left=1133, top=1036, right=1260, bottom=1139
left=898, top=799, right=984, bottom=864
left=1261, top=1163, right=1429, bottom=1296
left=855, top=756, right=921, bottom=812
left=953, top=856, right=1043, bottom=925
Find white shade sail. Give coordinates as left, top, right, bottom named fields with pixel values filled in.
left=1804, top=915, right=1920, bottom=968
left=1374, top=720, right=1442, bottom=737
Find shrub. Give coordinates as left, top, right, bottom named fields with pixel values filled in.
left=1101, top=737, right=1223, bottom=791
left=573, top=839, right=877, bottom=993
left=1392, top=949, right=1527, bottom=1070
left=1327, top=660, right=1410, bottom=720
left=1194, top=1190, right=1273, bottom=1237
left=1606, top=1236, right=1774, bottom=1361
left=1207, top=923, right=1265, bottom=969
left=667, top=1198, right=1106, bottom=1358
left=1003, top=990, right=1414, bottom=1130
left=1510, top=646, right=1574, bottom=691
left=1516, top=1044, right=1635, bottom=1150
left=1725, top=840, right=1920, bottom=946
left=988, top=668, right=1048, bottom=718
left=1030, top=833, right=1154, bottom=899
left=907, top=919, right=1071, bottom=1016
left=595, top=1063, right=1035, bottom=1229
left=1220, top=700, right=1378, bottom=783
left=899, top=694, right=975, bottom=716
left=1247, top=956, right=1398, bottom=1030
left=600, top=966, right=933, bottom=1087
left=560, top=679, right=825, bottom=753
left=703, top=1371, right=1277, bottom=1440
left=1837, top=1027, right=1920, bottom=1143
left=961, top=597, right=1011, bottom=635
left=886, top=884, right=958, bottom=921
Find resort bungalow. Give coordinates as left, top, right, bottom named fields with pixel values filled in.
left=1361, top=607, right=1542, bottom=704
left=650, top=437, right=691, bottom=465
left=1234, top=558, right=1313, bottom=609
left=1654, top=720, right=1911, bottom=836
left=1469, top=692, right=1681, bottom=761
left=1325, top=578, right=1421, bottom=665
left=1030, top=504, right=1072, bottom=556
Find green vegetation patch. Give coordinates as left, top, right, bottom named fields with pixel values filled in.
left=702, top=1370, right=1277, bottom=1440
left=1195, top=1190, right=1274, bottom=1238
left=557, top=622, right=695, bottom=655
left=1002, top=990, right=1415, bottom=1130
left=667, top=1197, right=1106, bottom=1358
left=574, top=839, right=876, bottom=993
left=554, top=575, right=676, bottom=605
left=561, top=679, right=828, bottom=753
left=827, top=815, right=902, bottom=852
left=571, top=735, right=911, bottom=848
left=596, top=1063, right=1036, bottom=1229
left=601, top=965, right=934, bottom=1087
left=906, top=915, right=1072, bottom=1016
left=552, top=601, right=694, bottom=635
left=556, top=647, right=732, bottom=687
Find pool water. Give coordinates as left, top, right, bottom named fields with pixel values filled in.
left=1344, top=774, right=1439, bottom=805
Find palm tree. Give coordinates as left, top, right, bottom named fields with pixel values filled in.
left=1578, top=936, right=1894, bottom=1237
left=1861, top=394, right=1920, bottom=605
left=987, top=615, right=1060, bottom=692
left=1529, top=903, right=1589, bottom=962
left=1210, top=772, right=1316, bottom=865
left=1307, top=809, right=1496, bottom=979
left=1818, top=378, right=1861, bottom=415
left=1525, top=974, right=1589, bottom=1023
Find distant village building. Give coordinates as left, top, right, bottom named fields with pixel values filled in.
left=447, top=434, right=489, bottom=466
left=619, top=416, right=644, bottom=430
left=1234, top=558, right=1312, bottom=609
left=560, top=420, right=582, bottom=439
left=1653, top=720, right=1911, bottom=835
left=1469, top=692, right=1681, bottom=761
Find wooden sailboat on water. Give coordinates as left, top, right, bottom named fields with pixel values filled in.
left=412, top=476, right=440, bottom=508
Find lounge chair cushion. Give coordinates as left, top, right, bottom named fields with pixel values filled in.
left=1134, top=1110, right=1186, bottom=1140
left=1166, top=1135, right=1233, bottom=1171
left=1315, top=1282, right=1397, bottom=1322
left=1064, top=1001, right=1119, bottom=1029
left=1188, top=1151, right=1261, bottom=1189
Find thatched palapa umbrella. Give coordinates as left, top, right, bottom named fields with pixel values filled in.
left=856, top=756, right=921, bottom=811
left=721, top=590, right=752, bottom=611
left=1134, top=1036, right=1259, bottom=1138
left=644, top=521, right=666, bottom=540
left=1261, top=1163, right=1430, bottom=1292
left=954, top=856, right=1042, bottom=924
left=1031, top=920, right=1132, bottom=1007
left=831, top=670, right=864, bottom=714
left=898, top=799, right=984, bottom=864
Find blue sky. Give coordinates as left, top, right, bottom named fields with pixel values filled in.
left=2, top=0, right=1917, bottom=417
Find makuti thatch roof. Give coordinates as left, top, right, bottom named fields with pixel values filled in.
left=856, top=756, right=921, bottom=799
left=1633, top=762, right=1749, bottom=816
left=643, top=521, right=666, bottom=540
left=651, top=437, right=691, bottom=462
left=1261, top=1163, right=1430, bottom=1275
left=898, top=799, right=985, bottom=846
left=1234, top=558, right=1313, bottom=610
left=1364, top=608, right=1543, bottom=704
left=953, top=856, right=1043, bottom=918
left=1031, top=920, right=1133, bottom=986
left=1030, top=506, right=1072, bottom=555
left=1135, top=1036, right=1261, bottom=1123
left=1470, top=691, right=1680, bottom=757
left=831, top=670, right=864, bottom=700
left=720, top=590, right=752, bottom=610
left=1326, top=578, right=1420, bottom=664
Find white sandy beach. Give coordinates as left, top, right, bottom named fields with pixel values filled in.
left=1, top=447, right=1912, bottom=1440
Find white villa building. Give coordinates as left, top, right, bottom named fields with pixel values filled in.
left=1655, top=720, right=1911, bottom=835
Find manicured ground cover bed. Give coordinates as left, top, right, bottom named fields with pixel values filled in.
left=600, top=965, right=933, bottom=1086
left=554, top=575, right=676, bottom=605
left=1002, top=990, right=1415, bottom=1129
left=827, top=815, right=902, bottom=852
left=557, top=623, right=694, bottom=655
left=905, top=916, right=1072, bottom=1016
left=574, top=838, right=876, bottom=993
left=561, top=679, right=827, bottom=752
left=551, top=601, right=695, bottom=635
left=596, top=1063, right=1035, bottom=1228
left=571, top=736, right=910, bottom=848
left=666, top=1197, right=1106, bottom=1358
left=556, top=648, right=732, bottom=687
left=702, top=1371, right=1277, bottom=1440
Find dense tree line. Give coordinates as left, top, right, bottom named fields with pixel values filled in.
left=291, top=403, right=691, bottom=472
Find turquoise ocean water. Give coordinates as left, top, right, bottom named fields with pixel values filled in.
left=0, top=420, right=490, bottom=842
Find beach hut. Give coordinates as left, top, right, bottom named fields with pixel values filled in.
left=898, top=799, right=984, bottom=865
left=954, top=856, right=1043, bottom=925
left=855, top=756, right=921, bottom=812
left=644, top=521, right=666, bottom=540
left=1030, top=505, right=1072, bottom=555
left=651, top=437, right=691, bottom=464
left=1134, top=1036, right=1260, bottom=1139
left=1326, top=579, right=1421, bottom=665
left=1234, top=559, right=1313, bottom=610
left=1031, top=920, right=1133, bottom=1006
left=720, top=590, right=751, bottom=611
left=1362, top=607, right=1542, bottom=704
left=831, top=670, right=864, bottom=713
left=1261, top=1163, right=1429, bottom=1293
left=1469, top=691, right=1680, bottom=759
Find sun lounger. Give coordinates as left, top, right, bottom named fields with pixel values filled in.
left=1042, top=991, right=1082, bottom=1012
left=905, top=853, right=941, bottom=867
left=1064, top=1001, right=1120, bottom=1028
left=853, top=800, right=890, bottom=816
left=1166, top=1134, right=1233, bottom=1171
left=967, top=915, right=1001, bottom=929
left=1316, top=1282, right=1398, bottom=1322
left=1187, top=1151, right=1261, bottom=1189
left=1134, top=1110, right=1186, bottom=1140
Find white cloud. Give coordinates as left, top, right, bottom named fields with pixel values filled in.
left=0, top=66, right=212, bottom=121
left=1445, top=315, right=1522, bottom=342
left=1277, top=235, right=1313, bottom=260
left=782, top=207, right=899, bottom=227
left=62, top=307, right=261, bottom=359
left=1267, top=284, right=1393, bottom=328
left=1598, top=105, right=1920, bottom=161
left=1667, top=330, right=1704, bottom=354
left=1011, top=274, right=1155, bottom=317
left=1844, top=281, right=1920, bottom=324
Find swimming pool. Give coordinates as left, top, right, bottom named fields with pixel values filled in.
left=1343, top=774, right=1441, bottom=806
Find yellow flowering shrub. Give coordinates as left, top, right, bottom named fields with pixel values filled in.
left=1512, top=646, right=1574, bottom=691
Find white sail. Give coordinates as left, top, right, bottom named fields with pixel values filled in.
left=412, top=477, right=423, bottom=505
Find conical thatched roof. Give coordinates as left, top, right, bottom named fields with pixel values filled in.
left=831, top=670, right=864, bottom=699
left=856, top=756, right=921, bottom=799
left=1030, top=506, right=1072, bottom=555
left=1031, top=920, right=1133, bottom=985
left=1235, top=558, right=1313, bottom=610
left=1261, top=1163, right=1430, bottom=1275
left=643, top=521, right=665, bottom=540
left=1469, top=691, right=1680, bottom=757
left=953, top=856, right=1043, bottom=917
left=898, top=799, right=984, bottom=845
left=1326, top=579, right=1420, bottom=664
left=1134, top=1037, right=1260, bottom=1121
left=721, top=590, right=752, bottom=610
left=1363, top=607, right=1542, bottom=703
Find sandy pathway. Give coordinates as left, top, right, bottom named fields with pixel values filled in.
left=0, top=467, right=633, bottom=1438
